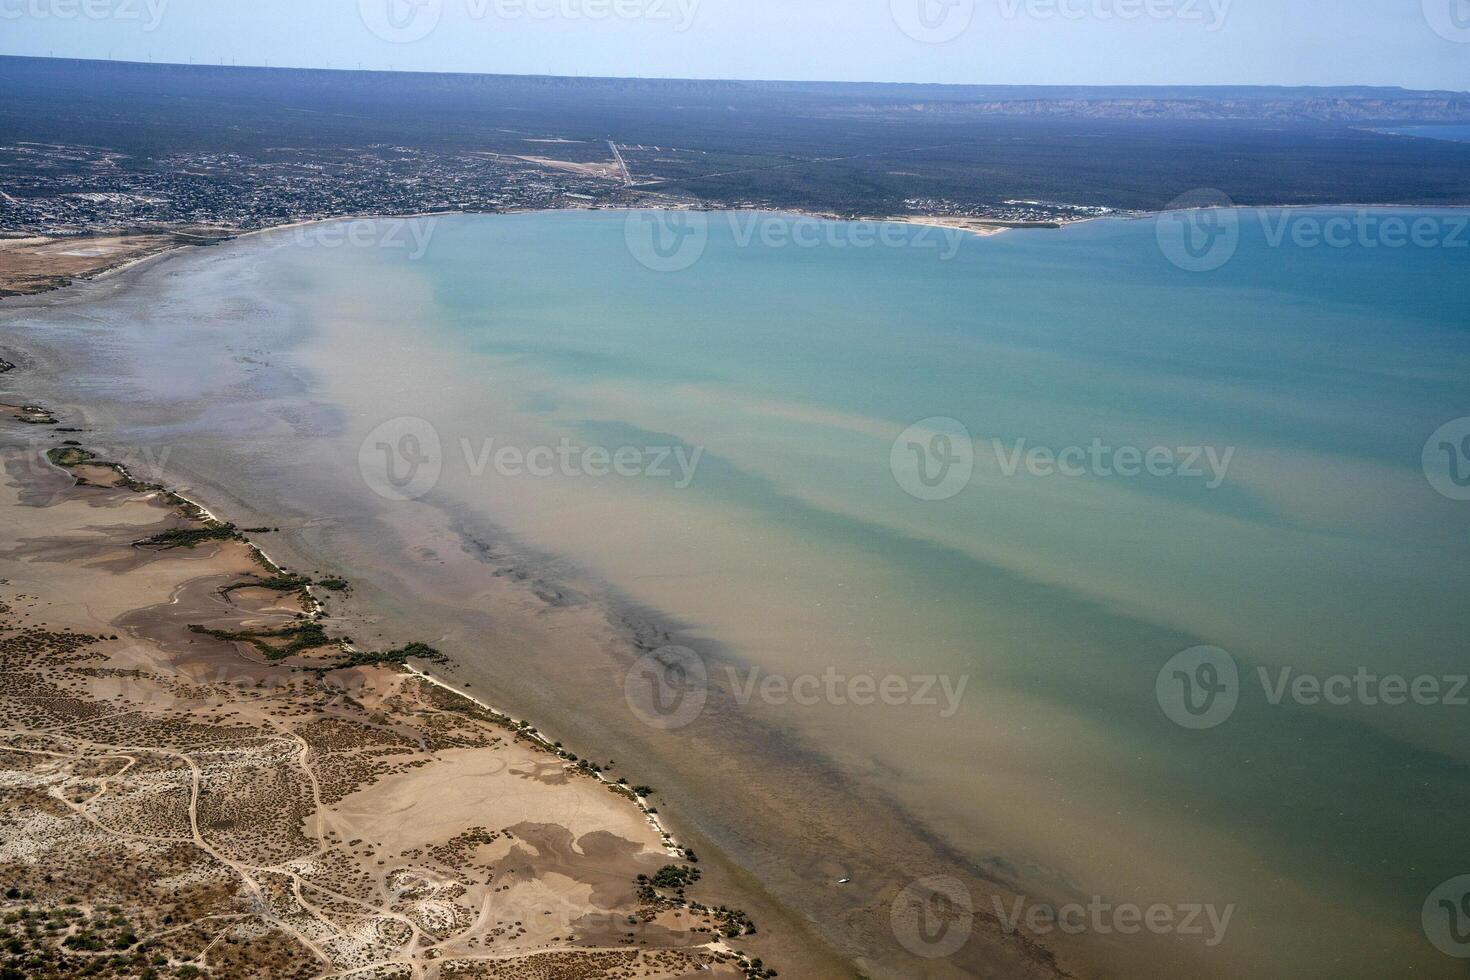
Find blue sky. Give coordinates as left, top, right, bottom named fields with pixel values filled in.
left=2, top=0, right=1468, bottom=89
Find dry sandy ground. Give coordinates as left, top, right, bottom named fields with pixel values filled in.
left=0, top=233, right=231, bottom=297
left=0, top=420, right=758, bottom=977
left=512, top=156, right=623, bottom=179
left=464, top=151, right=623, bottom=181
left=883, top=216, right=1051, bottom=235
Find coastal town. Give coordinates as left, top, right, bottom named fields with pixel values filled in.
left=0, top=137, right=1114, bottom=240
left=0, top=141, right=626, bottom=236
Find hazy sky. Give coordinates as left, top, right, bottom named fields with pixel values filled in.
left=2, top=0, right=1468, bottom=89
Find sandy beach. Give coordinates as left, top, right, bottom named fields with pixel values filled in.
left=9, top=206, right=1463, bottom=979
left=0, top=217, right=1083, bottom=980
left=0, top=349, right=786, bottom=974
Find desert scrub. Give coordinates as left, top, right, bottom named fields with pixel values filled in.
left=219, top=573, right=312, bottom=597
left=634, top=865, right=758, bottom=942
left=188, top=622, right=337, bottom=660
left=44, top=446, right=96, bottom=468
left=134, top=522, right=239, bottom=550
left=325, top=641, right=446, bottom=671
left=13, top=405, right=57, bottom=425
left=651, top=864, right=701, bottom=889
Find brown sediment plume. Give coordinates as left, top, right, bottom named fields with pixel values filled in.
left=0, top=434, right=768, bottom=979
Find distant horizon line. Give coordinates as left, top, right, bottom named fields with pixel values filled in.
left=2, top=52, right=1466, bottom=98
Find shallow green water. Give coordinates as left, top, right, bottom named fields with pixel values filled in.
left=267, top=208, right=1470, bottom=976
left=1379, top=124, right=1470, bottom=143
left=16, top=208, right=1469, bottom=977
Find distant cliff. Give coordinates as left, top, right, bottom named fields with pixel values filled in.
left=825, top=96, right=1470, bottom=122
left=5, top=56, right=1468, bottom=122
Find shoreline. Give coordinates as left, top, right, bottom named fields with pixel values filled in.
left=1, top=425, right=765, bottom=977
left=0, top=212, right=1024, bottom=980
left=33, top=403, right=715, bottom=904
left=400, top=662, right=688, bottom=859
left=7, top=202, right=1466, bottom=979
left=187, top=456, right=710, bottom=896
left=0, top=259, right=840, bottom=978
left=16, top=197, right=1470, bottom=296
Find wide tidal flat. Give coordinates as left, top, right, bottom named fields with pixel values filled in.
left=5, top=209, right=1469, bottom=979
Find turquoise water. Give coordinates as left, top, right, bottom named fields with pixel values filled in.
left=29, top=208, right=1465, bottom=977
left=268, top=209, right=1470, bottom=977
left=1379, top=124, right=1470, bottom=143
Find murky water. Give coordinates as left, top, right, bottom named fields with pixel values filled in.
left=6, top=209, right=1469, bottom=978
